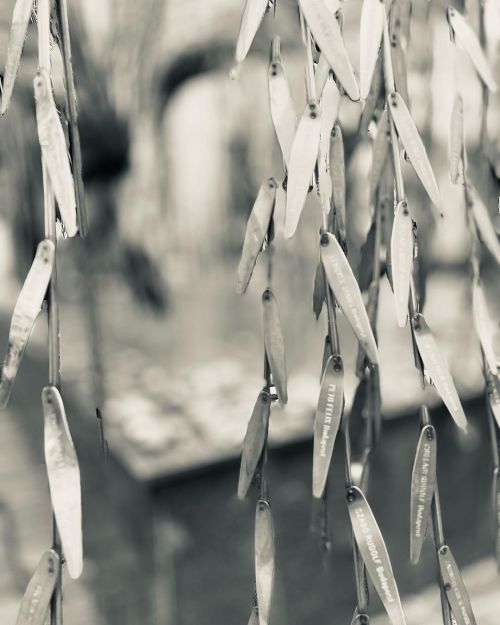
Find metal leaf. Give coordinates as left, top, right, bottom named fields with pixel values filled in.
left=449, top=93, right=465, bottom=185
left=347, top=486, right=407, bottom=625
left=447, top=7, right=497, bottom=93
left=237, top=179, right=277, bottom=295
left=255, top=500, right=275, bottom=625
left=313, top=355, right=344, bottom=498
left=388, top=91, right=440, bottom=209
left=320, top=233, right=379, bottom=364
left=284, top=102, right=321, bottom=239
left=238, top=391, right=271, bottom=499
left=299, top=0, right=359, bottom=100
left=42, top=386, right=82, bottom=579
left=34, top=70, right=78, bottom=237
left=16, top=550, right=59, bottom=625
left=1, top=0, right=33, bottom=115
left=262, top=289, right=287, bottom=405
left=438, top=544, right=477, bottom=625
left=268, top=45, right=297, bottom=168
left=235, top=0, right=269, bottom=63
left=0, top=240, right=55, bottom=409
left=410, top=425, right=437, bottom=564
left=390, top=200, right=413, bottom=328
left=412, top=314, right=467, bottom=431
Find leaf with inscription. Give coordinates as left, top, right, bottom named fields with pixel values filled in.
left=262, top=289, right=287, bottom=405
left=1, top=0, right=33, bottom=115
left=237, top=179, right=277, bottom=294
left=391, top=200, right=413, bottom=328
left=388, top=92, right=440, bottom=210
left=299, top=0, right=359, bottom=101
left=410, top=425, right=437, bottom=564
left=268, top=43, right=297, bottom=168
left=42, top=386, right=82, bottom=579
left=238, top=391, right=271, bottom=499
left=472, top=279, right=497, bottom=374
left=412, top=314, right=467, bottom=431
left=320, top=233, right=379, bottom=365
left=235, top=0, right=269, bottom=63
left=438, top=545, right=477, bottom=625
left=0, top=240, right=55, bottom=409
left=34, top=70, right=78, bottom=238
left=313, top=355, right=344, bottom=498
left=284, top=102, right=321, bottom=239
left=449, top=93, right=465, bottom=185
left=255, top=500, right=275, bottom=625
left=466, top=183, right=500, bottom=264
left=347, top=486, right=407, bottom=625
left=447, top=7, right=497, bottom=93
left=16, top=549, right=59, bottom=625
left=330, top=123, right=347, bottom=243
left=359, top=0, right=384, bottom=100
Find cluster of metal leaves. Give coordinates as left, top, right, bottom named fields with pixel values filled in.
left=1, top=0, right=88, bottom=622
left=233, top=0, right=500, bottom=623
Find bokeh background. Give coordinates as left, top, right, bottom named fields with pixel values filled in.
left=0, top=0, right=499, bottom=623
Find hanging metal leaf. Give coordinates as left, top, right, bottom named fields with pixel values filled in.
left=438, top=544, right=477, bottom=625
left=347, top=486, right=407, bottom=625
left=410, top=425, right=437, bottom=564
left=390, top=200, right=413, bottom=328
left=237, top=179, right=277, bottom=295
left=34, top=70, right=78, bottom=237
left=388, top=91, right=440, bottom=209
left=313, top=355, right=344, bottom=498
left=235, top=0, right=269, bottom=63
left=330, top=122, right=347, bottom=243
left=262, top=289, right=287, bottom=405
left=284, top=102, right=321, bottom=239
left=1, top=0, right=33, bottom=115
left=238, top=391, right=271, bottom=499
left=320, top=233, right=379, bottom=365
left=42, top=386, right=82, bottom=579
left=412, top=314, right=467, bottom=431
left=486, top=369, right=500, bottom=428
left=313, top=261, right=327, bottom=320
left=255, top=500, right=275, bottom=625
left=359, top=0, right=384, bottom=100
left=447, top=7, right=497, bottom=93
left=466, top=184, right=500, bottom=264
left=299, top=0, right=359, bottom=100
left=449, top=93, right=465, bottom=185
left=0, top=240, right=55, bottom=409
left=472, top=279, right=497, bottom=374
left=15, top=549, right=59, bottom=625
left=268, top=42, right=297, bottom=168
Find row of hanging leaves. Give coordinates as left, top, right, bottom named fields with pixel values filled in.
left=234, top=0, right=499, bottom=624
left=1, top=0, right=88, bottom=623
